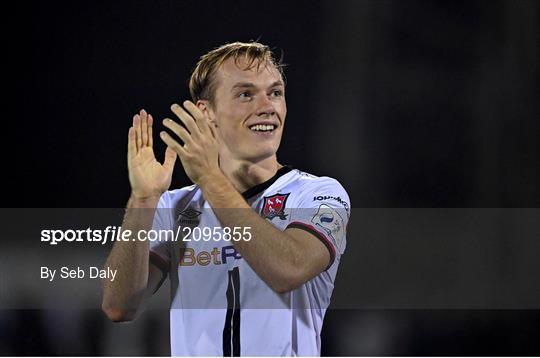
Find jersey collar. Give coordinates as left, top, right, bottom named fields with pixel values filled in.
left=241, top=165, right=293, bottom=200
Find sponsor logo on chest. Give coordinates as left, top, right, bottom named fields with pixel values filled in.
left=179, top=246, right=242, bottom=266
left=176, top=207, right=201, bottom=226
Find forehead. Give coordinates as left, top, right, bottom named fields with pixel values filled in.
left=215, top=56, right=283, bottom=88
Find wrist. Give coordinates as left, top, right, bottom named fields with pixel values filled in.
left=199, top=171, right=250, bottom=209
left=197, top=169, right=227, bottom=190
left=199, top=170, right=234, bottom=200
left=128, top=194, right=161, bottom=208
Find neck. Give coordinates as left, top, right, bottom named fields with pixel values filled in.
left=219, top=155, right=282, bottom=193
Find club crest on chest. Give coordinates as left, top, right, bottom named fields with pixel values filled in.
left=261, top=193, right=290, bottom=221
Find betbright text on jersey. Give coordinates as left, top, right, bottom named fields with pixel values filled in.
left=149, top=167, right=350, bottom=356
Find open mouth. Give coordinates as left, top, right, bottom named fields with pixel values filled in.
left=249, top=124, right=276, bottom=132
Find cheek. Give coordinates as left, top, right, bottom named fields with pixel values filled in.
left=277, top=99, right=287, bottom=118
left=213, top=110, right=243, bottom=140
left=217, top=106, right=249, bottom=129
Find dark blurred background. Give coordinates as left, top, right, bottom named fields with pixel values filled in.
left=2, top=0, right=540, bottom=355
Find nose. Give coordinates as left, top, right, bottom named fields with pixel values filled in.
left=255, top=95, right=276, bottom=117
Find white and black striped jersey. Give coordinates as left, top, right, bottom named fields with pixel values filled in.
left=149, top=166, right=350, bottom=356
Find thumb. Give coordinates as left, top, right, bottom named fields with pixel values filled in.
left=163, top=146, right=177, bottom=171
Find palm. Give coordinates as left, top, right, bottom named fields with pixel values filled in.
left=127, top=110, right=177, bottom=199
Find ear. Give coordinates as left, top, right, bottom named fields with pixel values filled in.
left=196, top=99, right=208, bottom=112
left=197, top=99, right=217, bottom=128
left=196, top=100, right=218, bottom=127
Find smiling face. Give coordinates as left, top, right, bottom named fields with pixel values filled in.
left=203, top=56, right=287, bottom=164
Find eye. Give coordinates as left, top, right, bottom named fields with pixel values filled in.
left=238, top=91, right=252, bottom=100
left=270, top=89, right=283, bottom=97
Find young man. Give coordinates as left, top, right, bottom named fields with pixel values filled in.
left=102, top=42, right=350, bottom=356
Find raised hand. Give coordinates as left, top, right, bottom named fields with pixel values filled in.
left=128, top=109, right=177, bottom=200
left=160, top=101, right=220, bottom=186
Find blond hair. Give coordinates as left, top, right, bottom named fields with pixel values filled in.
left=189, top=41, right=285, bottom=106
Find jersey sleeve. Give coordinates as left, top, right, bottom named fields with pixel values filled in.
left=286, top=177, right=351, bottom=269
left=149, top=192, right=174, bottom=276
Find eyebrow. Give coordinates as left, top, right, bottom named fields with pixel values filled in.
left=231, top=80, right=284, bottom=91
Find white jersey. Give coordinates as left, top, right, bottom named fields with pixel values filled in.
left=149, top=167, right=350, bottom=356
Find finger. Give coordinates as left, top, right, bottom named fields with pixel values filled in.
left=160, top=131, right=188, bottom=157
left=148, top=114, right=154, bottom=148
left=128, top=126, right=137, bottom=162
left=162, top=118, right=194, bottom=147
left=134, top=113, right=142, bottom=150
left=183, top=100, right=210, bottom=136
left=141, top=109, right=148, bottom=147
left=163, top=146, right=177, bottom=172
left=170, top=103, right=201, bottom=139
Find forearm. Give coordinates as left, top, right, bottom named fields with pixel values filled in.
left=101, top=196, right=159, bottom=321
left=201, top=175, right=305, bottom=292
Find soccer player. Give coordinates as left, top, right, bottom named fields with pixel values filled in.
left=102, top=41, right=350, bottom=356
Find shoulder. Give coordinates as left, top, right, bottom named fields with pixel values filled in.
left=285, top=169, right=351, bottom=213
left=290, top=169, right=349, bottom=196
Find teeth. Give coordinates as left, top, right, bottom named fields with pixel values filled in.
left=250, top=124, right=275, bottom=131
